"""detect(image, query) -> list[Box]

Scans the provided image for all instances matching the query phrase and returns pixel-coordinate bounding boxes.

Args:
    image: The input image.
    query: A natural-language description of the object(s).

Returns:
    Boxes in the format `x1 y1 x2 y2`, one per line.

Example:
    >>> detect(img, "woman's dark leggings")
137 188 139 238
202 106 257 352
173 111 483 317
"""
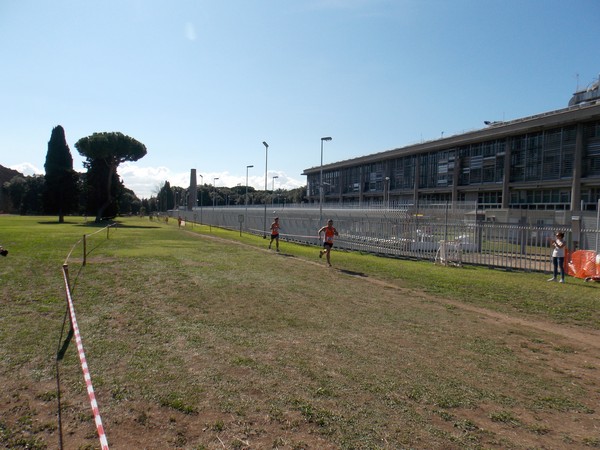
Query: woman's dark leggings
552 256 565 280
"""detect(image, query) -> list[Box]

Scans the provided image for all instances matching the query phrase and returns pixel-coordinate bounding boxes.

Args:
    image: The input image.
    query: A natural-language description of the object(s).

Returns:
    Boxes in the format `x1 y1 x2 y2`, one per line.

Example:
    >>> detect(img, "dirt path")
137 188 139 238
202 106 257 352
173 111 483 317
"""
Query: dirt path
351 274 600 350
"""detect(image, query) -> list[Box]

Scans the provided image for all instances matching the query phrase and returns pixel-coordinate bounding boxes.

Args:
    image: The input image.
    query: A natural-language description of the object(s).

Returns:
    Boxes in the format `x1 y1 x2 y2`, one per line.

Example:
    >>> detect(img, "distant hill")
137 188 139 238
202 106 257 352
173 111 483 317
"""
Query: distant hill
0 165 25 212
0 164 23 185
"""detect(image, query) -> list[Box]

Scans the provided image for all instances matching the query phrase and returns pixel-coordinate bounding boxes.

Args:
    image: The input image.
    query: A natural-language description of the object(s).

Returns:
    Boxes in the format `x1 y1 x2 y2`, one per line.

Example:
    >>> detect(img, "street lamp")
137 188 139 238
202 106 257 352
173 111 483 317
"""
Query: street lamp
262 141 269 238
245 164 253 229
320 136 332 223
272 175 279 207
213 177 219 211
198 174 203 224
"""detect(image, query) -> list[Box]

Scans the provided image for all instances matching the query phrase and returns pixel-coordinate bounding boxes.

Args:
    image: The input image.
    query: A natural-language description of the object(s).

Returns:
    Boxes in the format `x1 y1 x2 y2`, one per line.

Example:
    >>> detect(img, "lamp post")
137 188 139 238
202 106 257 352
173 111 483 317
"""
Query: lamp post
272 175 279 207
262 141 269 238
213 177 219 211
245 164 253 229
319 136 332 223
198 174 203 224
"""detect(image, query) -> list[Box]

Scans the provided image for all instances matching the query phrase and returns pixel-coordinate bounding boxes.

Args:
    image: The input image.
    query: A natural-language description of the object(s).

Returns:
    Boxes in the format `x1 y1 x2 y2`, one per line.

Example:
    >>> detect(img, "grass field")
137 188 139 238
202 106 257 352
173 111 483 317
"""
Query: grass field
0 215 599 449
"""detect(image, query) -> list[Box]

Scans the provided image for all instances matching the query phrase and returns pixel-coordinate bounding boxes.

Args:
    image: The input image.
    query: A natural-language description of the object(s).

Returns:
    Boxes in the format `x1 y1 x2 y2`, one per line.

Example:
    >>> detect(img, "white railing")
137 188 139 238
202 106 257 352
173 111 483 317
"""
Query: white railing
171 207 599 273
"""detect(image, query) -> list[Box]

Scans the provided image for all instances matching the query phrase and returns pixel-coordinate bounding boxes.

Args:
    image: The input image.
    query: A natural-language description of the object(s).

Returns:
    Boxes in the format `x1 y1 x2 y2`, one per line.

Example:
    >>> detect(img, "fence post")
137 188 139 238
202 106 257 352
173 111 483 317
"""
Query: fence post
82 235 87 267
596 198 600 253
444 200 449 242
62 263 70 289
572 216 581 251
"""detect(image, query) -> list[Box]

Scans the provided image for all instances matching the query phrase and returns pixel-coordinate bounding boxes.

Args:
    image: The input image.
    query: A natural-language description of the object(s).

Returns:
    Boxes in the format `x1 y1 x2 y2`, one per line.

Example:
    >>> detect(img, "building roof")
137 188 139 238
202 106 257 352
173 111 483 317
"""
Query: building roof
302 101 600 175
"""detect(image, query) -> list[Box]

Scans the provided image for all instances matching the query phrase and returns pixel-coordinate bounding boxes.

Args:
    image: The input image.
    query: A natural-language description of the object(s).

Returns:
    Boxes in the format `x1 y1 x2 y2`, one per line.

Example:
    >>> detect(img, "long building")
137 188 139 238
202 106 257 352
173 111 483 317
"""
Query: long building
303 80 600 214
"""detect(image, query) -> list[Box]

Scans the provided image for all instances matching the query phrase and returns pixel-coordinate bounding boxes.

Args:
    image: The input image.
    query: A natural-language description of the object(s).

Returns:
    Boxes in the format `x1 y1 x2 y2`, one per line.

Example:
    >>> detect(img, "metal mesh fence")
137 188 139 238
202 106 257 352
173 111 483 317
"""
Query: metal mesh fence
170 205 600 273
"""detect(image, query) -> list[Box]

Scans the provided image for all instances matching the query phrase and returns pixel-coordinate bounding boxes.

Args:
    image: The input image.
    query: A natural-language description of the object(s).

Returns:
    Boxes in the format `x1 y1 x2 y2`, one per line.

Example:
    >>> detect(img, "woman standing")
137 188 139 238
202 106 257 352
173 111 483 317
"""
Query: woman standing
548 232 566 283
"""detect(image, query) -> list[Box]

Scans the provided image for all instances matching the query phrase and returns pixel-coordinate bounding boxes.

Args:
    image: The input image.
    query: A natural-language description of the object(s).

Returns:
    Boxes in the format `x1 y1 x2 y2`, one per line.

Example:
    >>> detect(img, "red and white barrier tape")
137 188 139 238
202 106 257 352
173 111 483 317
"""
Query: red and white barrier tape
62 266 109 450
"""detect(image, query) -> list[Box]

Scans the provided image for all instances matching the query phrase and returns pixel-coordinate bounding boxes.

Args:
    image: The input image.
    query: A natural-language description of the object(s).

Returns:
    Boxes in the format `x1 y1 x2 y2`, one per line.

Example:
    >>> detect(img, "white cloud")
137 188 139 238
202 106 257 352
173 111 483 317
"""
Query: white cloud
7 161 306 199
10 162 43 176
118 163 305 199
117 163 176 198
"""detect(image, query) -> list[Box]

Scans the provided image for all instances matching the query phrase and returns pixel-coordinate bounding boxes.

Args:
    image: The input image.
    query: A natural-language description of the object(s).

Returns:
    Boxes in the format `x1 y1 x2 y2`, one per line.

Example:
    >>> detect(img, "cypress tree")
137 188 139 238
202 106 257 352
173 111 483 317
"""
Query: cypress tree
44 125 79 222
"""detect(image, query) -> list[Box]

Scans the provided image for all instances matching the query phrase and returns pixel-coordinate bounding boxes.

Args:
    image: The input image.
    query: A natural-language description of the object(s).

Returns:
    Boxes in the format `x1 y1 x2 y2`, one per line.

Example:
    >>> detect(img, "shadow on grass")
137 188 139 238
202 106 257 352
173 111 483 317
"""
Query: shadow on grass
75 221 162 230
575 280 600 289
105 223 162 229
37 219 117 227
276 252 296 259
37 220 161 230
338 269 368 277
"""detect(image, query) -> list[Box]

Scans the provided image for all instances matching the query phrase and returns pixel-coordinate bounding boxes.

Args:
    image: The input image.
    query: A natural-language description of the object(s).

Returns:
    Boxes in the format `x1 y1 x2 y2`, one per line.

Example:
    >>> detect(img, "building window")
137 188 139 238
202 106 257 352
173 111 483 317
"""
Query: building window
509 188 570 209
477 191 502 208
584 121 600 177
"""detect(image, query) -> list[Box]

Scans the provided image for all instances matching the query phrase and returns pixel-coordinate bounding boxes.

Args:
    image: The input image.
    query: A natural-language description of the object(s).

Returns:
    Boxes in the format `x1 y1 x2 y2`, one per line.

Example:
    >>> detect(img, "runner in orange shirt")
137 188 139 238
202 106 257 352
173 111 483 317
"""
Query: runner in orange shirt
269 217 280 252
318 219 339 267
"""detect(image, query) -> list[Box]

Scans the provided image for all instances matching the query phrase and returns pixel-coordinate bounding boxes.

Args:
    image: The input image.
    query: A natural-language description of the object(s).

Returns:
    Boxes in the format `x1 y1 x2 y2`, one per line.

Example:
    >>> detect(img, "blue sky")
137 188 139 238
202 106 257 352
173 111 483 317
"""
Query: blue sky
1 0 599 198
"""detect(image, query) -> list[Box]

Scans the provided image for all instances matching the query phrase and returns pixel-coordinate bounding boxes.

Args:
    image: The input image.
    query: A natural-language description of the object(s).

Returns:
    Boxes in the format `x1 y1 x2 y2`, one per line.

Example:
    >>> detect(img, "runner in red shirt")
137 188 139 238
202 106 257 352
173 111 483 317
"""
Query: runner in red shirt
269 217 280 252
318 219 339 267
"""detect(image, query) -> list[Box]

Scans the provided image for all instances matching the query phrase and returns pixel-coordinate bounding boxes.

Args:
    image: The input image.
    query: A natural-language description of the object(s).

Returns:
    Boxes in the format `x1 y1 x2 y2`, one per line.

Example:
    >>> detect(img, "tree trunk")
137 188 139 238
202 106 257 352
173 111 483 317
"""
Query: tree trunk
95 163 117 222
